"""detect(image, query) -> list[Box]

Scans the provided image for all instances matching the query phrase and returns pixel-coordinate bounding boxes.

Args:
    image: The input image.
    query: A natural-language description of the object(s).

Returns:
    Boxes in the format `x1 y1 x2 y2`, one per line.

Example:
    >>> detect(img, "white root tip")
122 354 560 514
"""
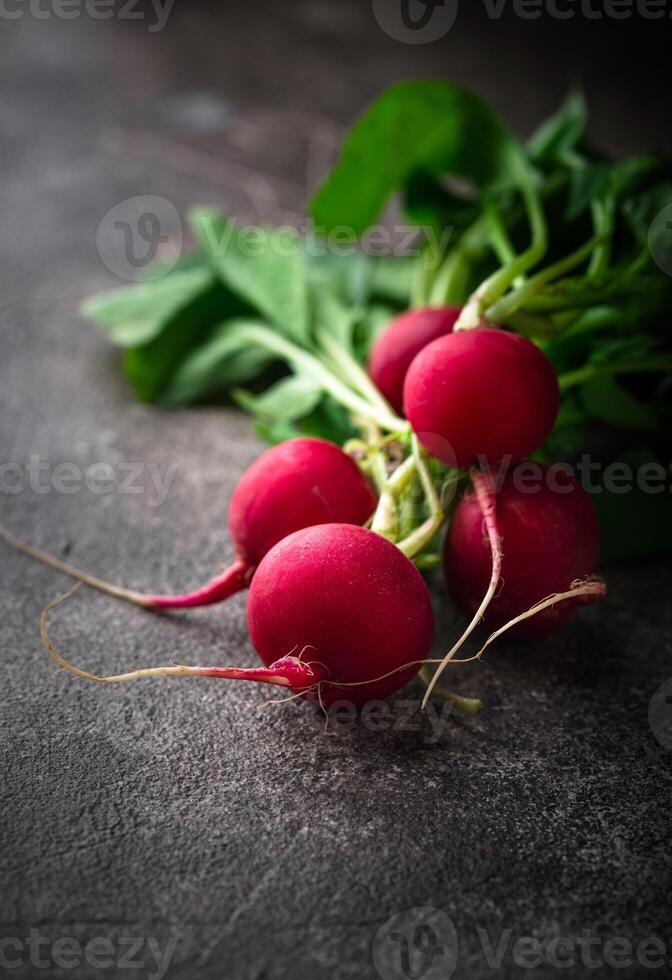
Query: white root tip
471 578 607 661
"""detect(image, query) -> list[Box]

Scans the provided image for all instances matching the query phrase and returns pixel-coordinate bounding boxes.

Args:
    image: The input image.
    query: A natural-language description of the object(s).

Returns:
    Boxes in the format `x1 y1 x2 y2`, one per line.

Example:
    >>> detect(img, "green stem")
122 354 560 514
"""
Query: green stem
487 234 605 323
412 553 442 571
397 518 444 560
412 241 445 307
316 328 396 421
427 169 569 318
455 171 548 329
412 435 442 518
561 149 615 281
396 438 445 559
241 325 409 434
485 176 548 299
505 310 557 339
523 280 653 314
369 451 390 493
485 201 517 267
588 198 614 278
389 455 417 494
424 213 492 309
370 455 416 540
561 305 626 338
418 666 482 716
558 358 672 391
370 454 398 539
397 469 422 541
429 247 473 306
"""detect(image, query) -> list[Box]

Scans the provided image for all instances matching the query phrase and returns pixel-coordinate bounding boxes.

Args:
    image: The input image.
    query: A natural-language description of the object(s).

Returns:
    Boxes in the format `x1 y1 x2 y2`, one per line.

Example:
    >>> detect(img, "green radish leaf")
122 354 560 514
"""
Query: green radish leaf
82 251 273 403
311 81 518 236
544 422 588 457
254 417 300 445
137 248 209 280
191 208 310 346
233 374 323 423
365 256 416 305
255 397 357 447
581 376 659 432
589 334 658 365
305 251 370 306
525 266 669 315
622 181 672 244
404 171 481 238
527 90 588 166
609 156 663 197
562 305 636 339
124 280 247 403
565 164 613 222
545 328 597 375
565 156 663 223
160 320 275 405
311 285 358 353
306 249 415 309
81 264 216 347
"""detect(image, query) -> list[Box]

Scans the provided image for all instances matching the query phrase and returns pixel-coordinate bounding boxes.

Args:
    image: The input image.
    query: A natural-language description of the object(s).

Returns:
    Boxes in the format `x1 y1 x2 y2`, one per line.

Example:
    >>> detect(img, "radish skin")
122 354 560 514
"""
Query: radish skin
404 327 560 701
444 464 602 639
403 328 560 469
368 306 461 414
248 524 435 705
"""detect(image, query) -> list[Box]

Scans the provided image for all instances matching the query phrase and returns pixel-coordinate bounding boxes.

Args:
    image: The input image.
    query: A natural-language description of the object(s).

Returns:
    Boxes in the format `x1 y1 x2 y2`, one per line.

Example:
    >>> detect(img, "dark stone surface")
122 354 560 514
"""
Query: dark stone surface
1 4 671 979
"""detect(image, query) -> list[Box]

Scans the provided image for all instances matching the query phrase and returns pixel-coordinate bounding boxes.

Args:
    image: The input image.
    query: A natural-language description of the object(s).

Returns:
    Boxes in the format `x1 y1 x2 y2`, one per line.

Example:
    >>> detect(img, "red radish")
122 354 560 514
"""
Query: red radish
0 438 377 610
247 523 434 704
410 329 558 709
444 464 602 639
403 328 560 469
368 306 461 414
41 524 435 708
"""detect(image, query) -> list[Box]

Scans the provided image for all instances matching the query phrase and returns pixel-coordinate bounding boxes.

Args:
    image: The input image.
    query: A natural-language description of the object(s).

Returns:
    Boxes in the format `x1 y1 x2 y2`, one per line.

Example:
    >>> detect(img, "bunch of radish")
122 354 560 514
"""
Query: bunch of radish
32 78 672 724
1 300 605 716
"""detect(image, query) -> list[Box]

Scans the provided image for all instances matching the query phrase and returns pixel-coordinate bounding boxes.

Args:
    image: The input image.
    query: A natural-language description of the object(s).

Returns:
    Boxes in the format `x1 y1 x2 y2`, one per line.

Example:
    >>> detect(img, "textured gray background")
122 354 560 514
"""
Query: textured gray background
1 3 671 979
